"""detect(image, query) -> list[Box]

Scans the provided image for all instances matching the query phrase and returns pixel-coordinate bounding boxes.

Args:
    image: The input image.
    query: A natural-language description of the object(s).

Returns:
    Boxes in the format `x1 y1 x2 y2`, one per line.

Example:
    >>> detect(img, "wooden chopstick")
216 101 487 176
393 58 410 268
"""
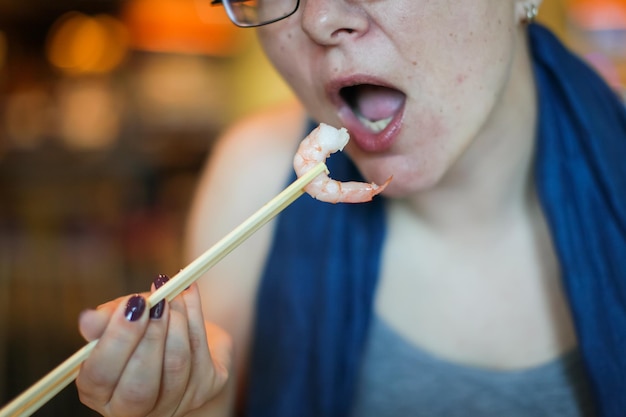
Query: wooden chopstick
0 161 328 417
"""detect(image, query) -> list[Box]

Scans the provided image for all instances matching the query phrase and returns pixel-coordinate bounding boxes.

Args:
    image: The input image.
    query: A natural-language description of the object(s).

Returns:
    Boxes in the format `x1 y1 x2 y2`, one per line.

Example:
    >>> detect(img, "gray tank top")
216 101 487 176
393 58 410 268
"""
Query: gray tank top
350 316 596 417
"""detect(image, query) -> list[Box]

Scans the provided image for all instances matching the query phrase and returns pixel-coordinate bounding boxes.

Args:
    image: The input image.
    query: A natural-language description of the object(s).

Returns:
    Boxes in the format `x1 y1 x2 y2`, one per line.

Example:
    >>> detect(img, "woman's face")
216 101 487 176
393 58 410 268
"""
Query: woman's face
257 0 532 195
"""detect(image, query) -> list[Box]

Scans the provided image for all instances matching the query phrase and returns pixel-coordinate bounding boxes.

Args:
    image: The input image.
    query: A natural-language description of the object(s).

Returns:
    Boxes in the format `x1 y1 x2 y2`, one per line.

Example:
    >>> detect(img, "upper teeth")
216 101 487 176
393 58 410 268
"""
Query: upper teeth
357 114 393 133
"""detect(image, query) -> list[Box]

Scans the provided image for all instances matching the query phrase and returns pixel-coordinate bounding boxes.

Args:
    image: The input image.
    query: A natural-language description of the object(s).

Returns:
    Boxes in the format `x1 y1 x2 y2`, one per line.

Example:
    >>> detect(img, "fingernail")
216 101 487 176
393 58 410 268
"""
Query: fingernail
154 274 169 289
125 295 146 321
150 274 169 319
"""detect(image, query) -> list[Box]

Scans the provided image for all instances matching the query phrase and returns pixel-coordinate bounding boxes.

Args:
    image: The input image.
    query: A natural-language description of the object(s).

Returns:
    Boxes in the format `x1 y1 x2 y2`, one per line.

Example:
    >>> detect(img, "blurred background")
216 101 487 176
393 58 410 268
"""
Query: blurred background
0 0 624 415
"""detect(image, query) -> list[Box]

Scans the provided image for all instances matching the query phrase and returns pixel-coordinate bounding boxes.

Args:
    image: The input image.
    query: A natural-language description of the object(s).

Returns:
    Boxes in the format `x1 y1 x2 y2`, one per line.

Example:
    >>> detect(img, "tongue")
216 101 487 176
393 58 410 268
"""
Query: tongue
354 85 405 121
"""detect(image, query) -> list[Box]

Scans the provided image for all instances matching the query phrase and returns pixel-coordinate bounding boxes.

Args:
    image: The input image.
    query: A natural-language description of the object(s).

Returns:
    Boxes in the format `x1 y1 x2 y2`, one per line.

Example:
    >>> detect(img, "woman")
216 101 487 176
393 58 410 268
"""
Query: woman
76 0 626 415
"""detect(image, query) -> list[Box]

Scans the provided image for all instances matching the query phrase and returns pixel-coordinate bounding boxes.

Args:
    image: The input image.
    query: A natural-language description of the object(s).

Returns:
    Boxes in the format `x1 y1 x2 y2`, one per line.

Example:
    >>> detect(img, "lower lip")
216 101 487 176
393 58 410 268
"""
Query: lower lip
338 105 404 153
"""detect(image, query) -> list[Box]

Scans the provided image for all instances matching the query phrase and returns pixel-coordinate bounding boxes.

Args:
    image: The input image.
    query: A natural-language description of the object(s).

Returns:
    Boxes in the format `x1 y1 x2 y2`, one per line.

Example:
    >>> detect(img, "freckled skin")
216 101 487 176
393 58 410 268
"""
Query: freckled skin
255 0 535 196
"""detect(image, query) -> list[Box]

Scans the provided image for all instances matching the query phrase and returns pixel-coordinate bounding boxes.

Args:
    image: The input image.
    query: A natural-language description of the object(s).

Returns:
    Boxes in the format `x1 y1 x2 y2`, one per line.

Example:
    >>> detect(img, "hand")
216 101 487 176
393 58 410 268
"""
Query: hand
75 278 232 417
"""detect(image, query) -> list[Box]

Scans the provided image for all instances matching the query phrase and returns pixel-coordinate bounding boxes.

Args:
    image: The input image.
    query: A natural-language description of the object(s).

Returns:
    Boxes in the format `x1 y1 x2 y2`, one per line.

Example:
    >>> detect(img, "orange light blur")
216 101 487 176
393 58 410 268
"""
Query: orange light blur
46 12 129 75
121 0 248 56
566 0 626 29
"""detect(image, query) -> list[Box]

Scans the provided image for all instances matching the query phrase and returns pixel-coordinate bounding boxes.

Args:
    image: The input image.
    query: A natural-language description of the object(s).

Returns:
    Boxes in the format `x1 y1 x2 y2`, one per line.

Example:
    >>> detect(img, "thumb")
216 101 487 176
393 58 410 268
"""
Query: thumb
77 297 123 341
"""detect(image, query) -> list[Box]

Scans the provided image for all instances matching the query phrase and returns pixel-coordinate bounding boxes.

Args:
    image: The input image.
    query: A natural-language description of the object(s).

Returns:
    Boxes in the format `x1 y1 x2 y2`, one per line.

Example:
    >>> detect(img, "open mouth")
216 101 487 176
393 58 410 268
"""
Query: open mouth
339 84 406 133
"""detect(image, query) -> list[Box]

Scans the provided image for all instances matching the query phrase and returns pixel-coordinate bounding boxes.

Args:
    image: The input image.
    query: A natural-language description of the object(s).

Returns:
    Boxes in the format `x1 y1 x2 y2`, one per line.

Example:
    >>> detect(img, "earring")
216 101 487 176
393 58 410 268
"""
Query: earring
521 3 538 24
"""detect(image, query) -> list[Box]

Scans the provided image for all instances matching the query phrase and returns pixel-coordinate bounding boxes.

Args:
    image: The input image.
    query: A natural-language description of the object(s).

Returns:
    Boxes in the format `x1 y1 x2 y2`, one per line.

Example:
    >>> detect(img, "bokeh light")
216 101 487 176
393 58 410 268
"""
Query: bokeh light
122 0 248 56
4 89 54 149
46 12 129 75
567 0 626 30
56 77 122 150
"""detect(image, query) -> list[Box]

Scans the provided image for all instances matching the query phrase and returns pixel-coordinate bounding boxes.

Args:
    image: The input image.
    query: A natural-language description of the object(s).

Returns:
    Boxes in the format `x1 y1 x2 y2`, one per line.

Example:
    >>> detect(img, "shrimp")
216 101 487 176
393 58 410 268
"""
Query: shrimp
293 123 391 203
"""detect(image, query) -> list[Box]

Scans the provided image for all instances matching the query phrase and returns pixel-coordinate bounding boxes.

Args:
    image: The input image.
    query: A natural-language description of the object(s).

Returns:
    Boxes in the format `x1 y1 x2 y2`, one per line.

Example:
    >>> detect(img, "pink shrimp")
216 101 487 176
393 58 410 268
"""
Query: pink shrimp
293 123 391 203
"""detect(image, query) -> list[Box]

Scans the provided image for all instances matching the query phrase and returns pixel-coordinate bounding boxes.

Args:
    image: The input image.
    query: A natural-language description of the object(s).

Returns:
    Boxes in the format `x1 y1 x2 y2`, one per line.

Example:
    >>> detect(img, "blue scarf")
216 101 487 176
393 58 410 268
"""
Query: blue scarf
531 24 626 417
245 24 626 417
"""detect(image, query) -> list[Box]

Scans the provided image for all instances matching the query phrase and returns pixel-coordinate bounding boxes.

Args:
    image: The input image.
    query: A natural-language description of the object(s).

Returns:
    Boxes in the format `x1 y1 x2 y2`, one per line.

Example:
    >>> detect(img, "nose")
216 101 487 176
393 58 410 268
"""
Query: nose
299 0 369 45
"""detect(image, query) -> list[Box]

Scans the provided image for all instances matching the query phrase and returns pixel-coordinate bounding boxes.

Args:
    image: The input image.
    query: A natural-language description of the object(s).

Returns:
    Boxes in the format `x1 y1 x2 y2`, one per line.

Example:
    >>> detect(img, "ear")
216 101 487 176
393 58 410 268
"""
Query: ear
515 0 543 24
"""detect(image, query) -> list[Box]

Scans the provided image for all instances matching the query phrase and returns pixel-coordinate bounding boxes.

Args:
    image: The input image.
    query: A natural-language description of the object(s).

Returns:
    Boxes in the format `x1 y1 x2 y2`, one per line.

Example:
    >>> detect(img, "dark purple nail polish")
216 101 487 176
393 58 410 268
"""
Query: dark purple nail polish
125 295 146 321
150 274 169 319
154 274 169 289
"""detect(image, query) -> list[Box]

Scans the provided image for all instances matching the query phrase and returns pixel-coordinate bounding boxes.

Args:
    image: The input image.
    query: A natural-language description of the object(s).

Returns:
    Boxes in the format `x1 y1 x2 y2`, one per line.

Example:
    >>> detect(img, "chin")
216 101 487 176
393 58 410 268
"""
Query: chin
354 161 440 200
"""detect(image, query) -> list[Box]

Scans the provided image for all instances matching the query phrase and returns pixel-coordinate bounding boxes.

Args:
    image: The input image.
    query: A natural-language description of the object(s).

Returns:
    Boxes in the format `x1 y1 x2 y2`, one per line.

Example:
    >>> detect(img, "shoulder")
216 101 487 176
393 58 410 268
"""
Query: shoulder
187 99 308 253
187 99 308 254
213 99 309 172
183 99 308 383
186 97 308 293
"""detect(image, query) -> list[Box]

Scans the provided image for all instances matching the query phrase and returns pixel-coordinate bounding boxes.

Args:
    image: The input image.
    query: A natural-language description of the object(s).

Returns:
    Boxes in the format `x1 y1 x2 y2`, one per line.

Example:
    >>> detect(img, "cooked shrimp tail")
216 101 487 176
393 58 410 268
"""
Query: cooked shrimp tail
293 123 392 204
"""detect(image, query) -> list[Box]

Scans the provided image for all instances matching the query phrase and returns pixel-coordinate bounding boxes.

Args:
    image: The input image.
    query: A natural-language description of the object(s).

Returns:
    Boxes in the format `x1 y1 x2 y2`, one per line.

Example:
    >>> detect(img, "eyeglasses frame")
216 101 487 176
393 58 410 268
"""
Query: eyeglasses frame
210 0 301 28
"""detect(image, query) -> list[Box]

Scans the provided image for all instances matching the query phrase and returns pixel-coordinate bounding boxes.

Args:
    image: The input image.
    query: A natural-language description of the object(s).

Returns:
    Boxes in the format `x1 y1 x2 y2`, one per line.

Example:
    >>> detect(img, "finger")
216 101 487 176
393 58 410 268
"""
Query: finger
78 296 127 342
76 294 150 412
149 288 193 416
184 284 212 369
108 302 170 417
78 309 110 342
96 297 126 312
149 274 169 320
181 284 231 412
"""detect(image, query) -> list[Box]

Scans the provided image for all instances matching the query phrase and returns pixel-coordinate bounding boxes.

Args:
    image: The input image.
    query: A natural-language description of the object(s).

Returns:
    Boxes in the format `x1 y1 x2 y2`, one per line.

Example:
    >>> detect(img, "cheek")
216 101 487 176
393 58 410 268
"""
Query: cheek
257 27 303 86
405 111 455 180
